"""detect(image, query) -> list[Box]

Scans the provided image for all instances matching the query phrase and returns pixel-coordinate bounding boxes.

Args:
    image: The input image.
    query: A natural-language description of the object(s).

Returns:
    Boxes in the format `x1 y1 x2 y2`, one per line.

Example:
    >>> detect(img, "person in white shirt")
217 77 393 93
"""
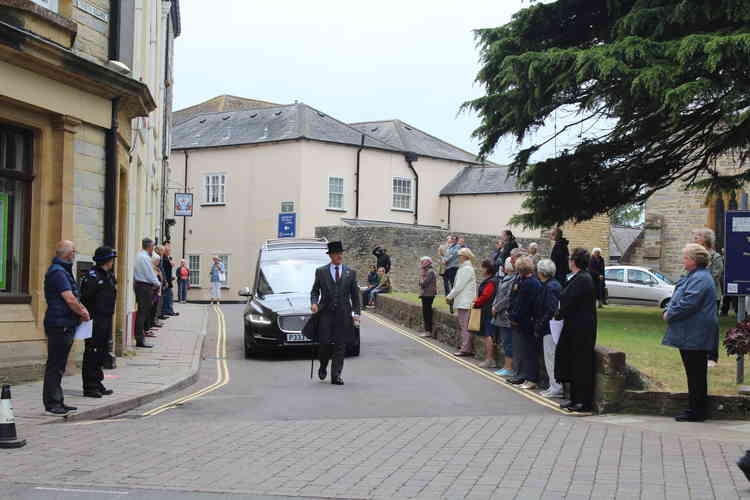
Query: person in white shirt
133 238 160 348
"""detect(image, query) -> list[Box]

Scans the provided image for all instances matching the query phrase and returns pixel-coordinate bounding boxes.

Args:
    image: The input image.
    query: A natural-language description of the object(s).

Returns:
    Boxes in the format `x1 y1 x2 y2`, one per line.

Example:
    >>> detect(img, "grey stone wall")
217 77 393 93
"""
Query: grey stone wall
315 225 551 293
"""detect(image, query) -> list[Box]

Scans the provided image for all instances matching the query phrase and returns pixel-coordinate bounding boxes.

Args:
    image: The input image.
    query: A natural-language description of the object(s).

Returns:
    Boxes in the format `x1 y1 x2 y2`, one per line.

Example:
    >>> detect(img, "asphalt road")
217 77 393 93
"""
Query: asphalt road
140 303 552 422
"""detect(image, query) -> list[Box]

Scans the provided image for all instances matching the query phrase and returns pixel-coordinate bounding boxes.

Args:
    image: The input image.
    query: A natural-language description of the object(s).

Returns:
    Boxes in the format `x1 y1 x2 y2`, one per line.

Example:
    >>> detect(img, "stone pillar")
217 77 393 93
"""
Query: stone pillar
52 115 81 241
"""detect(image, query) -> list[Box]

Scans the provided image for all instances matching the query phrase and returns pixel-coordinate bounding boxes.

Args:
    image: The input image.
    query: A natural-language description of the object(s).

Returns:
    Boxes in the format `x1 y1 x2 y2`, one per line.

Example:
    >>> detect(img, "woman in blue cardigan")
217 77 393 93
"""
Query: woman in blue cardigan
662 243 718 422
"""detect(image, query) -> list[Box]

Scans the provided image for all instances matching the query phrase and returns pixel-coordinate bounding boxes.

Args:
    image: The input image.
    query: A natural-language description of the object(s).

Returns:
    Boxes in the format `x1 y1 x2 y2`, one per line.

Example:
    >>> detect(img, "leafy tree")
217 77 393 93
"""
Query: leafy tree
463 0 750 228
611 204 644 226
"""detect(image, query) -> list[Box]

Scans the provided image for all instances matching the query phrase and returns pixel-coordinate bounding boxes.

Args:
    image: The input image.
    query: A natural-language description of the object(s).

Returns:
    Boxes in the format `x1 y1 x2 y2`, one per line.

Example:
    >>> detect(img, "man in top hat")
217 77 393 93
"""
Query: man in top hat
79 246 118 398
310 241 361 385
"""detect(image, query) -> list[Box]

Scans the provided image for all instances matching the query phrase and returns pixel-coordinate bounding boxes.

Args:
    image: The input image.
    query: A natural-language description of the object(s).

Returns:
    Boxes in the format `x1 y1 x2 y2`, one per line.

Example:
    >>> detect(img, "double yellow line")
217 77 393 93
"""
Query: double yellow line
141 305 230 417
364 312 575 415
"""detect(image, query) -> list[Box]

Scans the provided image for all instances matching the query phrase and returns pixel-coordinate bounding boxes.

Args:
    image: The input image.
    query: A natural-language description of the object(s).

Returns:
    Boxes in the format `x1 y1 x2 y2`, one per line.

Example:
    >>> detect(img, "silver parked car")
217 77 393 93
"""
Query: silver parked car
604 266 675 308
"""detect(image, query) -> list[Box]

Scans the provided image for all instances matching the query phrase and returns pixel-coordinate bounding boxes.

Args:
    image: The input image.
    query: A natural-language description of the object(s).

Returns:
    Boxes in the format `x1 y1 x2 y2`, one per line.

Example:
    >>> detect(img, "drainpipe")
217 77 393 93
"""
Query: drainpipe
103 97 120 247
404 152 419 225
355 134 364 218
447 196 451 229
182 150 189 259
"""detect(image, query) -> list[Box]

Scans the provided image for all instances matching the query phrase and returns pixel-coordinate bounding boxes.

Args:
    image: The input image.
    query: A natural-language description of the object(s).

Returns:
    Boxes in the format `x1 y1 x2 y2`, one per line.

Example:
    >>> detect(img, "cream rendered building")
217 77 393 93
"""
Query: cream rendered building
0 0 180 383
169 102 485 299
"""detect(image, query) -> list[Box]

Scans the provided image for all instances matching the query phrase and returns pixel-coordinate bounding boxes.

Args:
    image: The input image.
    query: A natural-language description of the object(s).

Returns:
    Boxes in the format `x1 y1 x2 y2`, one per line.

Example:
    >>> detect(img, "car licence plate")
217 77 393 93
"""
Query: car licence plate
286 333 307 343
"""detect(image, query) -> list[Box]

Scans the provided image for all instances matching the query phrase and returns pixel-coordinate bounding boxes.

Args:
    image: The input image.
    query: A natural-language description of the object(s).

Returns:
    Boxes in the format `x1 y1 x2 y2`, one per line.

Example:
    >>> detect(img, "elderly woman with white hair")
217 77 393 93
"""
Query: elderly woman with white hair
693 228 724 366
662 243 718 421
418 256 438 338
528 242 541 267
492 257 516 376
589 247 607 308
535 259 563 397
447 248 478 356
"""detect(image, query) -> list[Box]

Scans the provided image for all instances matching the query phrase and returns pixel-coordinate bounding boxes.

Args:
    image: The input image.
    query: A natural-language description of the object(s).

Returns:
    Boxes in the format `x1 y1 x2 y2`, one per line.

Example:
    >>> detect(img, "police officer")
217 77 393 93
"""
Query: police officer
79 246 117 398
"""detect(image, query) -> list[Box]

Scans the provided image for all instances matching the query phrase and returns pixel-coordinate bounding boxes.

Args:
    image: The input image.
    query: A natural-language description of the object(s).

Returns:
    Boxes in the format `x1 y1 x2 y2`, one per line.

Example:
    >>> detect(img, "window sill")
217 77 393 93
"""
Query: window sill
391 208 414 213
326 208 347 213
200 203 226 207
0 295 32 305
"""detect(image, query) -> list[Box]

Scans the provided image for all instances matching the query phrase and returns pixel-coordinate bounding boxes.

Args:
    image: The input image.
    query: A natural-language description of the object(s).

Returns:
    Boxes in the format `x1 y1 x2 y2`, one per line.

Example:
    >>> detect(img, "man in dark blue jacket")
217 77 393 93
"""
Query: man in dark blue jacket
507 256 543 388
42 240 90 416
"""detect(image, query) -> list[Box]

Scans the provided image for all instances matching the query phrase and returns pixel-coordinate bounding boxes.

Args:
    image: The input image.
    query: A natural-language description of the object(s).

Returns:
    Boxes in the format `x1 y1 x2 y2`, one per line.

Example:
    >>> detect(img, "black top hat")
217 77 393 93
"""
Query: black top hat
93 246 117 263
327 241 345 254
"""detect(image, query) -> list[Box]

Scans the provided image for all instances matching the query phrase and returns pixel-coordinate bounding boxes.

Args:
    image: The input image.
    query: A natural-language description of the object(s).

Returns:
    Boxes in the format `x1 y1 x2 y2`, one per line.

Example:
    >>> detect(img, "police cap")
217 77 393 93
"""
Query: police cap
93 246 117 263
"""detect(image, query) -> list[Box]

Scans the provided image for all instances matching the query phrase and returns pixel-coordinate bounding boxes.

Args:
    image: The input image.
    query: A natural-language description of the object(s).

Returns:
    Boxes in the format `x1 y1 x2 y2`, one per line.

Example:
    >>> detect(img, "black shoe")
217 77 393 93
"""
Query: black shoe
62 404 77 412
136 343 153 348
318 366 327 381
675 410 706 422
737 451 750 481
83 390 102 398
158 315 169 320
566 403 591 413
559 400 575 410
506 377 525 385
170 312 180 316
332 377 344 385
99 388 114 396
45 407 69 416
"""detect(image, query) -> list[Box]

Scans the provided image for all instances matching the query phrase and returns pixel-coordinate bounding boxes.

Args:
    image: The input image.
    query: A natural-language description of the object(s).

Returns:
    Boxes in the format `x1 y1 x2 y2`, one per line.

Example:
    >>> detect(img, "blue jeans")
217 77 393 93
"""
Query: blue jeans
162 286 175 314
178 279 188 302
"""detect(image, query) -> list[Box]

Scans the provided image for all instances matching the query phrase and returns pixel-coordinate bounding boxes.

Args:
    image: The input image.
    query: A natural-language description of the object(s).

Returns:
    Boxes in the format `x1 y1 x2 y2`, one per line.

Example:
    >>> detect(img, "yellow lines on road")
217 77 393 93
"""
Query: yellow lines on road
364 312 574 416
141 304 230 417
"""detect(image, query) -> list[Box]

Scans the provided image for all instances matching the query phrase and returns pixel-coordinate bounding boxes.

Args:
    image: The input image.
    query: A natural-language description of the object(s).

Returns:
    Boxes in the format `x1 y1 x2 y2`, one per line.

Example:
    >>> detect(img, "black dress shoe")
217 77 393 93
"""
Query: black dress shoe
331 377 344 385
83 390 102 398
45 407 69 416
136 343 153 348
62 404 77 412
566 403 591 413
675 410 706 422
158 315 169 320
559 401 575 410
170 312 180 316
99 388 114 396
737 451 750 481
506 377 525 385
318 366 327 381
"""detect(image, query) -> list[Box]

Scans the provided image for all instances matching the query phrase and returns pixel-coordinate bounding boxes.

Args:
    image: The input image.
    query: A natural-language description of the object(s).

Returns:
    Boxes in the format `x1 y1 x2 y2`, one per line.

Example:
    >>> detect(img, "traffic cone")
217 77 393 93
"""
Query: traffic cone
0 384 26 448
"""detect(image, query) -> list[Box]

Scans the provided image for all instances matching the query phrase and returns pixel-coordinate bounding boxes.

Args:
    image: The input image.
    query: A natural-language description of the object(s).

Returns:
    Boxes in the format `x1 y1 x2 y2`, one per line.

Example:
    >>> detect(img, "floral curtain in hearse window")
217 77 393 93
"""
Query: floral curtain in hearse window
0 125 32 298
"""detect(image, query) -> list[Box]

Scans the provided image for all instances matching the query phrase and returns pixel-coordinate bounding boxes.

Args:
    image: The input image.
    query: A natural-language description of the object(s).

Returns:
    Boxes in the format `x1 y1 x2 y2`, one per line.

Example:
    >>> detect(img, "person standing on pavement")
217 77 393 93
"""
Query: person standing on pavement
148 255 164 336
474 260 499 369
160 243 178 317
589 248 607 308
447 248 478 357
176 259 190 303
442 235 461 313
535 259 564 398
490 239 504 275
692 228 723 367
493 257 517 376
79 246 117 398
310 241 361 385
556 248 598 413
508 256 543 390
134 237 160 349
498 229 519 266
42 240 90 416
209 256 225 305
550 227 570 285
528 242 541 269
437 236 451 291
661 243 717 422
418 257 438 338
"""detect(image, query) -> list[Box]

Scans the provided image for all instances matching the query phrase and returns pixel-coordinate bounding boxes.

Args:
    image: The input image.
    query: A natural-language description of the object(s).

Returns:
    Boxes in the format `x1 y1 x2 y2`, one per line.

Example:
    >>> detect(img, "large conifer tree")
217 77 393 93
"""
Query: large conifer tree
464 0 750 228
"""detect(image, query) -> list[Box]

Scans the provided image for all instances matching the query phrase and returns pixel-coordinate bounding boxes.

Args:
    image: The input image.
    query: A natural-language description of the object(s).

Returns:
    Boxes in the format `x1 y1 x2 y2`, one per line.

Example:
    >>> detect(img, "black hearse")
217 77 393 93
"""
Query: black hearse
239 238 361 357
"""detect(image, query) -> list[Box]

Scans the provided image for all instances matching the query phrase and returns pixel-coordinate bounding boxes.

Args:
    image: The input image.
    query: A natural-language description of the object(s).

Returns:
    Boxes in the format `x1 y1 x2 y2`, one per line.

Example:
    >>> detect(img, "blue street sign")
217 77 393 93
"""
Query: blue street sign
724 210 750 296
278 213 296 238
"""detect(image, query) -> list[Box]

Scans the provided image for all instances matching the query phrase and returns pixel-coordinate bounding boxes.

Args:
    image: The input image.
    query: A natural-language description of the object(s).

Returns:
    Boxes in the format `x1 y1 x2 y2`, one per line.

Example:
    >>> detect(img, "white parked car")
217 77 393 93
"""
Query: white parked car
604 266 675 309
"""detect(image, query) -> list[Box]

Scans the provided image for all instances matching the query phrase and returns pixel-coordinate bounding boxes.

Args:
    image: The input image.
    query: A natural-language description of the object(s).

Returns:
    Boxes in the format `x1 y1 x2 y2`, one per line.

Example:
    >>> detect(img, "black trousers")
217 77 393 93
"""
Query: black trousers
520 333 541 383
680 349 708 417
134 283 153 344
42 326 75 410
443 267 458 295
421 296 435 332
318 308 350 378
82 314 112 392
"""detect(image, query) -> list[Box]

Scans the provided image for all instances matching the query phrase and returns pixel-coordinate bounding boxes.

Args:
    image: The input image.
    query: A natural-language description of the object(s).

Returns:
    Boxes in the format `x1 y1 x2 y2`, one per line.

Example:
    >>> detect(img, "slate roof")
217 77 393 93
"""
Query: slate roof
171 103 400 152
173 95 282 126
350 120 481 164
609 225 644 259
439 166 528 196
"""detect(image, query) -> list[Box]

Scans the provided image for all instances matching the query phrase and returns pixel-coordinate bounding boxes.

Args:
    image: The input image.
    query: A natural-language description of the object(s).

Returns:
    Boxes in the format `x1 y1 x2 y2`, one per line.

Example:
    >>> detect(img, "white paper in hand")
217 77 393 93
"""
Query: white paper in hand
549 319 564 344
74 320 93 340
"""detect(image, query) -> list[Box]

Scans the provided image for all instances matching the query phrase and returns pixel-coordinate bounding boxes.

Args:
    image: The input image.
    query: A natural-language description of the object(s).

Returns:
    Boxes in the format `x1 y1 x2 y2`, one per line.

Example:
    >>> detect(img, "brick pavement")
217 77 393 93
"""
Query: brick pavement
2 413 750 499
8 304 207 425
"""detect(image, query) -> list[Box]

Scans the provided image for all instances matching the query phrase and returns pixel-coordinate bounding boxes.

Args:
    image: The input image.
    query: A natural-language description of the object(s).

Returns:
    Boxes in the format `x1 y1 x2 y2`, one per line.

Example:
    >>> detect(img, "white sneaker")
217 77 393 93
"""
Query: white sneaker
707 360 717 368
477 360 496 369
541 390 564 398
520 381 537 390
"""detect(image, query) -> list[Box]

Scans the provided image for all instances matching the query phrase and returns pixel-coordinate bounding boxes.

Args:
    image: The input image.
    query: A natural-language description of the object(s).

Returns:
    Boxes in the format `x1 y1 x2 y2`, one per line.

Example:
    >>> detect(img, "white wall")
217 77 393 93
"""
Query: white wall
447 193 539 238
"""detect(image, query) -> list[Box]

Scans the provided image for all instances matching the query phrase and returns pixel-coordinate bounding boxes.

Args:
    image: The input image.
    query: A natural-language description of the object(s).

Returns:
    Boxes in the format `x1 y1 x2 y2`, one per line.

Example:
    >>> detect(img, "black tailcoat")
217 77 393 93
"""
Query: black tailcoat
306 264 360 344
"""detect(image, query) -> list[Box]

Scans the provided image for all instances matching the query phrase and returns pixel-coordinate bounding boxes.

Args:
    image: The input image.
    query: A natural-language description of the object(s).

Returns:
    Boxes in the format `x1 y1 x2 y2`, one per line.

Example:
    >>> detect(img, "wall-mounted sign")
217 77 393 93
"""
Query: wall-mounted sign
76 0 109 22
278 213 296 238
174 193 193 217
725 210 750 296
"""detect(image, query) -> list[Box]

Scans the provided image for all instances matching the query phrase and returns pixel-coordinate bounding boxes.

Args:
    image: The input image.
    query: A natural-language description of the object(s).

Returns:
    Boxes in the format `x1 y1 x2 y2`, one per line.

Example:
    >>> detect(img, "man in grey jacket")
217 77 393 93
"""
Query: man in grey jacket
442 235 460 312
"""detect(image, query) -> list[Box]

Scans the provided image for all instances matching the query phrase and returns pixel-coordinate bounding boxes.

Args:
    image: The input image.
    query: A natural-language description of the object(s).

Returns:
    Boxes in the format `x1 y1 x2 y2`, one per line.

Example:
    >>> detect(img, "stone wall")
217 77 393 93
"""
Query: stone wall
372 294 629 414
562 214 611 260
315 225 551 294
71 0 110 64
74 123 107 262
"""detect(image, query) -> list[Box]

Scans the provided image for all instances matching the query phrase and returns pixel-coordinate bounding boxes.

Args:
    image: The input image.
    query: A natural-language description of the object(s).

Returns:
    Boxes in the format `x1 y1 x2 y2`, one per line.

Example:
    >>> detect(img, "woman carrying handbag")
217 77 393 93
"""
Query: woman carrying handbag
446 248 478 357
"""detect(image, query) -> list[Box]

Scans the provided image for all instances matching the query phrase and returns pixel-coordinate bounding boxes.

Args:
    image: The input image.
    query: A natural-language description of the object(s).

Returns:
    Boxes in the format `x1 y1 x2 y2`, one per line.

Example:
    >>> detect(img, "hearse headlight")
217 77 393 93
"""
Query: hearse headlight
246 313 272 325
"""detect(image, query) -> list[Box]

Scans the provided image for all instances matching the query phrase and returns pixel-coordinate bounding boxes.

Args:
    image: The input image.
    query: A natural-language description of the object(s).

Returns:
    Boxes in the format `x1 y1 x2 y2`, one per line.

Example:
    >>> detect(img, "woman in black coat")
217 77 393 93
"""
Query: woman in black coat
589 248 607 308
555 247 597 413
498 230 519 266
550 228 570 284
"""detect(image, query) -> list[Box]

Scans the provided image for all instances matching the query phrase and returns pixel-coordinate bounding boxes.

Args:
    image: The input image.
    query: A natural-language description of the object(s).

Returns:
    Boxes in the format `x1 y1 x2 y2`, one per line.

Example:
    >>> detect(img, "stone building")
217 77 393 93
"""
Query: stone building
0 0 181 383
